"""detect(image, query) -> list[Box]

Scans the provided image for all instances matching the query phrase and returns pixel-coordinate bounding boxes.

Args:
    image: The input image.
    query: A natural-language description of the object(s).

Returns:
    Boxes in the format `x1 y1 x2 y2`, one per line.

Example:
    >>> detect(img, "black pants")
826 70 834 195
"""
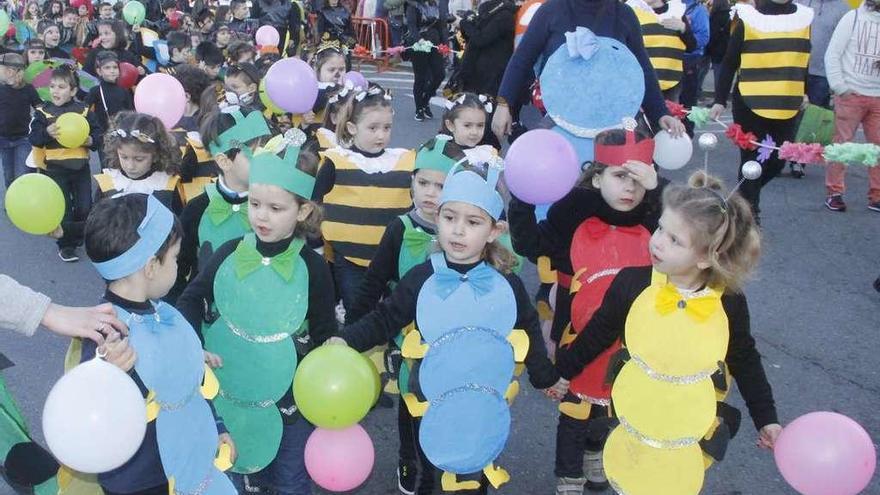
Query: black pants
43 166 92 248
731 91 798 217
411 50 445 112
554 403 611 478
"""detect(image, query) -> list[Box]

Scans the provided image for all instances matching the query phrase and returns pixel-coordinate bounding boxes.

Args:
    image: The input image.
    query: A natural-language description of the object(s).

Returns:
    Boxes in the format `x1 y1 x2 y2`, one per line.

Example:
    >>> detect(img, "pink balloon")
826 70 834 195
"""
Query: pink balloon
305 425 374 492
775 412 876 495
133 73 185 129
255 25 280 46
264 58 319 114
344 71 367 89
504 129 580 205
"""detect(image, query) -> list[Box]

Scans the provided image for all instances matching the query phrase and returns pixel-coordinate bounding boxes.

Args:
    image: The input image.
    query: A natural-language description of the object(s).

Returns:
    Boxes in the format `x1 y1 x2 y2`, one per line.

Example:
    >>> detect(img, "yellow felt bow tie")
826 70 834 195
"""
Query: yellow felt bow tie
654 284 721 322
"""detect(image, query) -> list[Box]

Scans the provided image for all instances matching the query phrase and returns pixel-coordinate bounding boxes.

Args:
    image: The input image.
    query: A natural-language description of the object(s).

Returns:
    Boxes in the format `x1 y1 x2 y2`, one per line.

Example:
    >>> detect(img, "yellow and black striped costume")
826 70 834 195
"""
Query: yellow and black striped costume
320 148 415 266
31 104 90 170
630 0 687 91
735 3 812 120
178 134 220 204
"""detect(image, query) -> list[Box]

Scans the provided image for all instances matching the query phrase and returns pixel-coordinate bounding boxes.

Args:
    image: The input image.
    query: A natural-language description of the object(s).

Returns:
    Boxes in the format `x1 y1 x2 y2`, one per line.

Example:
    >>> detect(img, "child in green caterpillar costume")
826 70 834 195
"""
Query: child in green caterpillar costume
177 129 336 494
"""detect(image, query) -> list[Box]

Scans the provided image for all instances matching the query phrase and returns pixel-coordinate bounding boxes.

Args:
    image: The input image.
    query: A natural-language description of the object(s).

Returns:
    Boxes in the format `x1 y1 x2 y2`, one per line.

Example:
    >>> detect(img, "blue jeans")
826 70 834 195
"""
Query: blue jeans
806 74 832 109
0 137 32 187
229 414 315 495
333 252 367 311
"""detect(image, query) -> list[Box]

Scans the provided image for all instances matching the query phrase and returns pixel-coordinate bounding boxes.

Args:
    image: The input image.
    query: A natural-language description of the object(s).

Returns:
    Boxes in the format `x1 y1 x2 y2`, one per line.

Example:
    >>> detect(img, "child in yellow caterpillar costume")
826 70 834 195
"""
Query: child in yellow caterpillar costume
555 172 782 495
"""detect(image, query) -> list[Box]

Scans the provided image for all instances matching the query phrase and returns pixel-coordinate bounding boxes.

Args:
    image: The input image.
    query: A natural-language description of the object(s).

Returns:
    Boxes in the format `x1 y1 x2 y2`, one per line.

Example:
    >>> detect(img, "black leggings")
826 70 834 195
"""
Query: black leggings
411 50 445 111
731 91 799 217
555 403 611 478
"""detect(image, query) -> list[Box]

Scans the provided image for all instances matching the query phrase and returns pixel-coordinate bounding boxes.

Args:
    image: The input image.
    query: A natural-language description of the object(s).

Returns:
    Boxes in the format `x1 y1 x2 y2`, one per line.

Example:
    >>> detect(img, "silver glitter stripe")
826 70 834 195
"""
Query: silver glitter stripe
586 268 621 285
618 416 699 449
155 385 200 411
609 477 628 495
575 393 611 406
224 317 293 344
174 471 213 495
218 389 276 409
549 112 622 138
630 353 715 385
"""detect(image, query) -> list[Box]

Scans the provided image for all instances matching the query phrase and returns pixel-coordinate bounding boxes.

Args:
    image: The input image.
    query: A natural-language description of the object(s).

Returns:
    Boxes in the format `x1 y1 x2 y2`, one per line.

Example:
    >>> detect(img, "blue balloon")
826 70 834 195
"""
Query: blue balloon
540 33 644 132
419 327 514 400
420 386 511 474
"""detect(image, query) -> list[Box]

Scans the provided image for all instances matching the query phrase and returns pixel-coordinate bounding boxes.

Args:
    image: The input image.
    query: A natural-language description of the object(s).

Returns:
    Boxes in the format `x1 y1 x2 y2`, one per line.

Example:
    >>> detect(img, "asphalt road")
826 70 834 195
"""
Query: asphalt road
1 65 878 494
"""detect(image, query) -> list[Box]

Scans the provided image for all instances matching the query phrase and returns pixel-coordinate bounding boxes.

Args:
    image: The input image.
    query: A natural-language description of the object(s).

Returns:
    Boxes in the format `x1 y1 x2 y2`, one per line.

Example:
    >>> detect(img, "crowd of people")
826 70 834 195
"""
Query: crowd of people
0 0 877 494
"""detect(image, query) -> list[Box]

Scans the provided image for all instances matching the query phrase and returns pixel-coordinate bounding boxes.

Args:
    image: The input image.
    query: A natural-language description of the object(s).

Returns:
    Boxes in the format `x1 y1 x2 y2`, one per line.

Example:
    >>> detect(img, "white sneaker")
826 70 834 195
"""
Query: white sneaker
556 476 586 495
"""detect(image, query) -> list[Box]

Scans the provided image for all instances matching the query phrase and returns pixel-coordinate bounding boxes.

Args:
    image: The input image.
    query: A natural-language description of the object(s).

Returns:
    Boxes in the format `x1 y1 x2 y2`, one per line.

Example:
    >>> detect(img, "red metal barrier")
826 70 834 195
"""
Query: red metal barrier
351 16 394 72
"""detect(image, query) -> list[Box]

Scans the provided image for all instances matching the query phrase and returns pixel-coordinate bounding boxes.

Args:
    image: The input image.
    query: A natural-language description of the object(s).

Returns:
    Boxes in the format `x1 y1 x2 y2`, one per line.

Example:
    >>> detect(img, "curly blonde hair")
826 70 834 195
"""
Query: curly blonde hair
103 112 181 175
661 171 761 292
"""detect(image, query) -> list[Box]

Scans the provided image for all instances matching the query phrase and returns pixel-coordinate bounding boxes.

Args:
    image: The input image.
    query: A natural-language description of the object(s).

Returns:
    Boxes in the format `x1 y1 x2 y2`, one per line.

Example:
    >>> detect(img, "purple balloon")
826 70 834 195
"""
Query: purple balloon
344 71 368 89
264 58 319 114
774 412 876 495
504 129 580 205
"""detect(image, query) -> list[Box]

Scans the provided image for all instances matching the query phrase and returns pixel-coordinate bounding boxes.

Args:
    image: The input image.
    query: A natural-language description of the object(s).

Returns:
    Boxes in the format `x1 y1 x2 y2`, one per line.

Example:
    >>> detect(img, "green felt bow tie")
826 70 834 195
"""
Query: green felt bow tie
402 227 435 260
234 237 304 281
206 197 249 226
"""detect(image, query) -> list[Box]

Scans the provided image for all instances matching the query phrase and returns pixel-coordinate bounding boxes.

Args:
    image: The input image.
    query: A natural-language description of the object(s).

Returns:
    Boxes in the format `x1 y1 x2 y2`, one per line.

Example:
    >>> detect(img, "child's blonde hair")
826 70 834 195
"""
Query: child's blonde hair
290 150 324 239
662 171 761 292
103 111 181 175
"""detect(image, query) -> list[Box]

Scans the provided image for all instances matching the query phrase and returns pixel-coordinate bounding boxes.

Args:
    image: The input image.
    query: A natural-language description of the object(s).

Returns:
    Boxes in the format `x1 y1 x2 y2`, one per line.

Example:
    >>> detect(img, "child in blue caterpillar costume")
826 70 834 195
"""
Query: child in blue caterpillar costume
81 194 236 495
332 161 568 494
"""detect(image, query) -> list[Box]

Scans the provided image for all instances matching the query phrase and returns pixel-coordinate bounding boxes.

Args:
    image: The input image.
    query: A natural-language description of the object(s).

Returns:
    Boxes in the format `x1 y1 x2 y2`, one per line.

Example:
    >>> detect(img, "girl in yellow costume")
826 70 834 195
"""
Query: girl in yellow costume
555 172 782 495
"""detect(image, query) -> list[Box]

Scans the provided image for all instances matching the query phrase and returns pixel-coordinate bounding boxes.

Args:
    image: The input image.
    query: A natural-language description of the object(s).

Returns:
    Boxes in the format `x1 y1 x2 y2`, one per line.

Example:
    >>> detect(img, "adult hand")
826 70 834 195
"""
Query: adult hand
623 160 658 190
491 104 513 142
100 331 137 372
660 17 686 32
757 423 783 449
708 103 726 121
658 115 685 137
41 302 128 344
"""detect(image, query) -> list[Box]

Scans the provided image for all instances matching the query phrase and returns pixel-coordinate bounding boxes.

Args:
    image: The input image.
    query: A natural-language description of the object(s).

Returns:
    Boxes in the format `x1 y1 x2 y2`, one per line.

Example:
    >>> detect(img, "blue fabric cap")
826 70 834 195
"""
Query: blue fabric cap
439 167 504 221
93 195 175 280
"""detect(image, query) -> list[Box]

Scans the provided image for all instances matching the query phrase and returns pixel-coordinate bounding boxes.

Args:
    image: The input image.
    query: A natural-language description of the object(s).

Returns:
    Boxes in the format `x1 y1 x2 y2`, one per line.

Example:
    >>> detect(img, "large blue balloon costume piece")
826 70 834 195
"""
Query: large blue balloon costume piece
540 27 645 163
398 166 530 491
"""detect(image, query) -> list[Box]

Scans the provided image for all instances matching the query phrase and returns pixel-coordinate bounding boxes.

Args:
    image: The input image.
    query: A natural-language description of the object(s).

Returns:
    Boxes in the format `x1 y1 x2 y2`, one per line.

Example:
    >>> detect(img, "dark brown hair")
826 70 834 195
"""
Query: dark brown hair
103 112 181 175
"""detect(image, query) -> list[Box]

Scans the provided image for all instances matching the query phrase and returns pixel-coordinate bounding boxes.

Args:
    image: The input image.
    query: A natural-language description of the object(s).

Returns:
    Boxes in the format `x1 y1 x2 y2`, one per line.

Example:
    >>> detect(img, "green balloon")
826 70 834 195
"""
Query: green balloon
5 174 65 235
0 11 9 36
292 346 376 429
122 1 146 25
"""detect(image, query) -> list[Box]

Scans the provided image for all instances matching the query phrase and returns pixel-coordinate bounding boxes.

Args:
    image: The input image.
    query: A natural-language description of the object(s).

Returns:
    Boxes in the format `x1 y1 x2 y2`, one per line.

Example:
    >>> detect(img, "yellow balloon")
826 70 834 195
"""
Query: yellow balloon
56 113 90 148
259 79 286 115
604 427 705 495
4 173 65 235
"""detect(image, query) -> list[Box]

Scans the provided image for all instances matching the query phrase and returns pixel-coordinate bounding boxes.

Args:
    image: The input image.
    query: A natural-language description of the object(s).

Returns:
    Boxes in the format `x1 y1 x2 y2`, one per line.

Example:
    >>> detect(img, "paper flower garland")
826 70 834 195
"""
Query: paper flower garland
665 100 879 167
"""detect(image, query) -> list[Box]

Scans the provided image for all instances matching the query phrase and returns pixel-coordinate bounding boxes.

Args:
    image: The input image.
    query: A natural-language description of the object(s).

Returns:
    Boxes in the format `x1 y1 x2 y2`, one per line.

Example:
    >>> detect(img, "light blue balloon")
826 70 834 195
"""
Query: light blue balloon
540 34 644 131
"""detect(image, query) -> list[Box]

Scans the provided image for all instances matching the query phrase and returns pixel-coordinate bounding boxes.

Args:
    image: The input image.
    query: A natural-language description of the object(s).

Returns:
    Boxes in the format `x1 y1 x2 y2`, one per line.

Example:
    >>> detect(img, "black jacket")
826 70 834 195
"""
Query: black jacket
458 0 517 96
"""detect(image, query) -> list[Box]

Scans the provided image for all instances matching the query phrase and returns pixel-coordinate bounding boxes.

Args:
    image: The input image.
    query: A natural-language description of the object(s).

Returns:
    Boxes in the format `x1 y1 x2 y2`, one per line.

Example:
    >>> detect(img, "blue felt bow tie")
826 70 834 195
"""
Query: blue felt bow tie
433 262 497 300
565 27 599 61
127 301 178 333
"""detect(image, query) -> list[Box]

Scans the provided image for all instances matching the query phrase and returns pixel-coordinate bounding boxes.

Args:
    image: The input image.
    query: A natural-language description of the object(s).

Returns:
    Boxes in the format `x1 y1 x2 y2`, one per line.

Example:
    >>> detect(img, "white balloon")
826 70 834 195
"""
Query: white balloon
741 160 763 180
43 358 147 474
653 131 694 170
